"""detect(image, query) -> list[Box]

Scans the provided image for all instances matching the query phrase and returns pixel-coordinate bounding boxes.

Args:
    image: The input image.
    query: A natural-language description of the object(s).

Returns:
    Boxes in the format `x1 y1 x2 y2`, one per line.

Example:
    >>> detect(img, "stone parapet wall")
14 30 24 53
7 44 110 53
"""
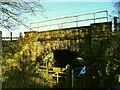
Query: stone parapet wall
25 26 90 41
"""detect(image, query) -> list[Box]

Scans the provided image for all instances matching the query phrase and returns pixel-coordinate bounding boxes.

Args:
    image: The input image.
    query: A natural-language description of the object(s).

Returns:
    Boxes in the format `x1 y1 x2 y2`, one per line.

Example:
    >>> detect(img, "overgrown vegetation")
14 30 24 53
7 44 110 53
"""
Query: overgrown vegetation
87 31 120 88
1 38 57 88
1 24 120 88
101 33 119 88
2 31 120 88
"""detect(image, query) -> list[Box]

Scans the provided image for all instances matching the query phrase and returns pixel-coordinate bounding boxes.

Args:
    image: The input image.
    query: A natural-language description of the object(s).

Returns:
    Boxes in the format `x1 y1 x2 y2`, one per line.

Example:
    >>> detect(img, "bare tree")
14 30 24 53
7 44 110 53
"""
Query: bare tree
114 1 120 20
0 1 44 30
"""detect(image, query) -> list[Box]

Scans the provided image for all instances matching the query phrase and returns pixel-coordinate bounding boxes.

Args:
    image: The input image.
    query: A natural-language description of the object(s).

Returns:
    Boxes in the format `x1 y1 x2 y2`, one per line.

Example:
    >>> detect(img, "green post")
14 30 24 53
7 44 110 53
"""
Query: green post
72 69 74 88
57 72 59 83
46 66 48 78
65 64 71 88
117 74 120 83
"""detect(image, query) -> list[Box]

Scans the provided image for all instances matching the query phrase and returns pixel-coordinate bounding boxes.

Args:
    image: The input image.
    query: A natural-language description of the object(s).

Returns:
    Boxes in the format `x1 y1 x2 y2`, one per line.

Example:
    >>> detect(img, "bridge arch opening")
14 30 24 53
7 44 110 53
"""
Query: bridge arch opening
53 50 84 68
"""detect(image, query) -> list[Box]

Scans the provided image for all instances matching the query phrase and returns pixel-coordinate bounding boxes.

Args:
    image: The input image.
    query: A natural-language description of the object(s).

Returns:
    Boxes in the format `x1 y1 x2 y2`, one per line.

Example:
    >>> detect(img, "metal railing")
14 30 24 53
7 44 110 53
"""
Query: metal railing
2 37 19 41
30 10 108 31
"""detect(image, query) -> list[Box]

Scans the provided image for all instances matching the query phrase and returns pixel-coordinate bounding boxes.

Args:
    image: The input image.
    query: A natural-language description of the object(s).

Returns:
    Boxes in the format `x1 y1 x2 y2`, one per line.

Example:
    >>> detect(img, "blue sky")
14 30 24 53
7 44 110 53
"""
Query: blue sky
42 2 113 18
1 1 117 37
29 2 114 22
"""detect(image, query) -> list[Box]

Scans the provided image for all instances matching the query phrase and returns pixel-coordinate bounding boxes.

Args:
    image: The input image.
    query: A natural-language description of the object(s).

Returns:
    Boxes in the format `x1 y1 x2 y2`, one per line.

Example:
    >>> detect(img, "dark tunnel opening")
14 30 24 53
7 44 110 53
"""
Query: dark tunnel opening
53 50 81 68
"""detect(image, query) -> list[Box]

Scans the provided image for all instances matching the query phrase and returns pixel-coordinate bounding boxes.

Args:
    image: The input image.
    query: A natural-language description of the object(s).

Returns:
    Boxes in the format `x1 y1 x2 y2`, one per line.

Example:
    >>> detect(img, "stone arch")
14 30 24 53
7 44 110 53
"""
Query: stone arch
42 47 84 68
41 39 80 59
36 38 83 67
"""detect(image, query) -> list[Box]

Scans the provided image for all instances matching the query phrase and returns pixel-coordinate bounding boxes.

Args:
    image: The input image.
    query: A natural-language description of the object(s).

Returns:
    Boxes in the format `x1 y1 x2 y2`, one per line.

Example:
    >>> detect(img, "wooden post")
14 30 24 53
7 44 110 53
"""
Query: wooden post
114 17 119 31
46 66 48 78
10 32 12 41
57 72 59 83
65 64 71 88
72 69 74 88
19 32 22 39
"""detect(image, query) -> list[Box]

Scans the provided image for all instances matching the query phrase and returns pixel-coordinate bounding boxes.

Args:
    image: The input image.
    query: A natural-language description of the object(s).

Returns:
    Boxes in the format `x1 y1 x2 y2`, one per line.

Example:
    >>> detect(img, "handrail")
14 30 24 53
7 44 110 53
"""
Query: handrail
2 37 19 41
30 10 108 31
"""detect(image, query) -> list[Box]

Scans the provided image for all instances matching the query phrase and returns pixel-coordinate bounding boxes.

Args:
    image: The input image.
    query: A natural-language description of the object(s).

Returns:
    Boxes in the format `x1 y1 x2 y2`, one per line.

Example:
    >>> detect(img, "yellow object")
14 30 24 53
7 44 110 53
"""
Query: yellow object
118 75 120 82
53 67 61 72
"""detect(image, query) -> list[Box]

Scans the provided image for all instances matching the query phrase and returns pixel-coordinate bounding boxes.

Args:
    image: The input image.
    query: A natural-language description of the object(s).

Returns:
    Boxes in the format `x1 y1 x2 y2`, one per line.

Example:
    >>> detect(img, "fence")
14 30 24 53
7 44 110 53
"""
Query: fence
30 10 108 31
2 32 22 41
36 64 71 88
2 37 19 41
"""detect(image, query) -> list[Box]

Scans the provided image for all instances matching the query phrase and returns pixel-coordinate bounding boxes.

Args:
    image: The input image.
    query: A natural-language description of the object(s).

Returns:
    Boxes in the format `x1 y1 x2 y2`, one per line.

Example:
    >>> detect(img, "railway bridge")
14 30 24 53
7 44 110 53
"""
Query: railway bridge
23 20 112 88
2 10 118 88
24 10 111 67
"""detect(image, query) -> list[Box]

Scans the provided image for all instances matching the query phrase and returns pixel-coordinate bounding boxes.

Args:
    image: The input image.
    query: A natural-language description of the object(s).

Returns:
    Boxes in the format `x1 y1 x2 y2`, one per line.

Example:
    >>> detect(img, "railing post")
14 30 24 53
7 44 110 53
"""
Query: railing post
19 32 23 39
93 13 95 23
106 10 108 22
10 32 12 41
76 16 78 27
